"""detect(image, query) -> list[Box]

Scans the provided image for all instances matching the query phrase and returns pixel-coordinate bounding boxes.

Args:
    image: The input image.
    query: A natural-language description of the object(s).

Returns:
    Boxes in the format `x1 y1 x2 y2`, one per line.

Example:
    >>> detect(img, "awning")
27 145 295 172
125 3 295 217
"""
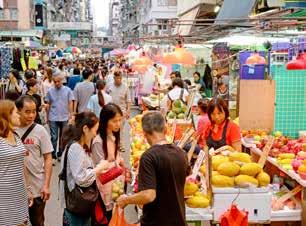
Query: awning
0 30 43 38
175 6 200 36
215 0 257 26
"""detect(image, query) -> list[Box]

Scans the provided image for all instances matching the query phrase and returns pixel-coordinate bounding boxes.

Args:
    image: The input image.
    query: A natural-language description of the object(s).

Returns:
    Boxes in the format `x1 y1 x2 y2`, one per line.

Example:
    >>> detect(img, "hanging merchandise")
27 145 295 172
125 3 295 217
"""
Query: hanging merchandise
0 47 13 78
286 53 306 70
20 58 27 71
28 57 38 70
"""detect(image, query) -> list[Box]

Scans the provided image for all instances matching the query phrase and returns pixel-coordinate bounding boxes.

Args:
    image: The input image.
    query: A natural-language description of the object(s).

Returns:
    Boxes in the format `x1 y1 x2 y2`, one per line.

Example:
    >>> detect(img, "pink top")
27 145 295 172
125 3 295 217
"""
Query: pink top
197 114 210 148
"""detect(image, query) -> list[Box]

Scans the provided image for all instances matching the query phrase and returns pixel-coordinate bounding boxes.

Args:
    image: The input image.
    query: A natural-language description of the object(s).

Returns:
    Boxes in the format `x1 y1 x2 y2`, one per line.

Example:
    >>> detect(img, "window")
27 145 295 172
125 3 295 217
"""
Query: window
10 9 18 20
0 9 4 20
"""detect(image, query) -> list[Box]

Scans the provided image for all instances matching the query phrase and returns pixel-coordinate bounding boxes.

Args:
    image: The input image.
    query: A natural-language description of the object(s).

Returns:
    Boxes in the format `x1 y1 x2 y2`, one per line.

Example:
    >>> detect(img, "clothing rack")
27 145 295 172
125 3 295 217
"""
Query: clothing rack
0 79 8 99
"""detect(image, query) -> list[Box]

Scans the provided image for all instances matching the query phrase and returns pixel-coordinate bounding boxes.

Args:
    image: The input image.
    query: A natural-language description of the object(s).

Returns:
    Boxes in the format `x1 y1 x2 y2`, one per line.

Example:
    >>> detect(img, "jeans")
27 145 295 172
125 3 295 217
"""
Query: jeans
49 121 67 159
29 197 46 226
63 209 91 226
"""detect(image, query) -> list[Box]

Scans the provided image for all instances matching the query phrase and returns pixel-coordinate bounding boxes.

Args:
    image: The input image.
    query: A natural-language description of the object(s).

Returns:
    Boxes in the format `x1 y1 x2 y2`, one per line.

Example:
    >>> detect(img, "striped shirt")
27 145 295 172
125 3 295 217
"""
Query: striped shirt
0 135 30 226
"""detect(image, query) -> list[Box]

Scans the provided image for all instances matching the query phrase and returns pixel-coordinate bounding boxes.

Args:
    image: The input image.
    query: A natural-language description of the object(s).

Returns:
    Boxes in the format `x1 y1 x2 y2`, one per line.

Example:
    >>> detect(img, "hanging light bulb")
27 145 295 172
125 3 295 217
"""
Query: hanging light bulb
214 5 221 13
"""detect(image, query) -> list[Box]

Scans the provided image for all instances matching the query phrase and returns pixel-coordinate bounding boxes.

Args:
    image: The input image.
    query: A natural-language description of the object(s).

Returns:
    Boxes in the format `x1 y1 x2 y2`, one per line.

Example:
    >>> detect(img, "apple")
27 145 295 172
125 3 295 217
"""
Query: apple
274 131 283 138
254 135 261 142
292 159 302 172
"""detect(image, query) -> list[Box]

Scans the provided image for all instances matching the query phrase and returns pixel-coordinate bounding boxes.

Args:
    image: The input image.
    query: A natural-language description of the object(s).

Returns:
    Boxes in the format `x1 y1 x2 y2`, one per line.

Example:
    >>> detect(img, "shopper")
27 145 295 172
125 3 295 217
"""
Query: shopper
5 69 24 100
117 111 189 226
45 71 75 160
42 67 54 98
92 103 124 223
87 80 113 117
196 98 210 148
193 71 206 97
15 95 53 226
59 64 69 85
203 97 241 151
74 68 96 113
0 100 33 226
161 77 189 113
67 68 82 91
26 78 42 124
60 112 111 226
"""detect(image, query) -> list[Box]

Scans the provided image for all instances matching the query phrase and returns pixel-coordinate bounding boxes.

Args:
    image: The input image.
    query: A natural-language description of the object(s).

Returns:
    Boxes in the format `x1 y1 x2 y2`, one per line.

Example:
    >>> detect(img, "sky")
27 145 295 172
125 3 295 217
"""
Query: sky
92 0 110 28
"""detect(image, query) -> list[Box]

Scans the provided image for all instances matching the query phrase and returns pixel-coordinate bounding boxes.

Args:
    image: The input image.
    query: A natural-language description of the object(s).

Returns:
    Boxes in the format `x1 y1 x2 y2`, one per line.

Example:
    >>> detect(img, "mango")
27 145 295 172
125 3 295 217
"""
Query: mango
212 175 234 187
256 172 270 187
184 182 199 196
240 163 262 177
278 153 295 159
235 175 258 187
229 152 251 163
217 162 240 177
186 196 210 208
212 155 229 171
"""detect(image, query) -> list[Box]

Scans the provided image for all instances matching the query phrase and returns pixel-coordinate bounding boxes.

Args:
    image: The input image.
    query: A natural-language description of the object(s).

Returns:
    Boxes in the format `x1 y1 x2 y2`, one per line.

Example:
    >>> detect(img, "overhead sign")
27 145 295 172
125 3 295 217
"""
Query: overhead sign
48 22 92 31
53 34 71 41
35 4 44 27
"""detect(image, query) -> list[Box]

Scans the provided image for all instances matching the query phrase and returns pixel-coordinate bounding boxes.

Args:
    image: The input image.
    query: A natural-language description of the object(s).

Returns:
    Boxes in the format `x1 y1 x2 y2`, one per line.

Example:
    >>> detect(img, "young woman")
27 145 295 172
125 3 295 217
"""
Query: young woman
26 78 42 124
193 71 206 98
5 69 24 100
42 67 54 98
60 112 111 226
87 80 113 117
203 98 242 151
92 103 124 224
0 100 33 226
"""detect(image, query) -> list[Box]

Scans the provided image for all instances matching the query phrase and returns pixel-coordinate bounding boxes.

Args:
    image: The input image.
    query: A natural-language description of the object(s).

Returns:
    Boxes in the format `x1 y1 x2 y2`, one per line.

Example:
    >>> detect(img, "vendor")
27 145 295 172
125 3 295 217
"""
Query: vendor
193 71 206 97
203 98 241 151
161 78 189 113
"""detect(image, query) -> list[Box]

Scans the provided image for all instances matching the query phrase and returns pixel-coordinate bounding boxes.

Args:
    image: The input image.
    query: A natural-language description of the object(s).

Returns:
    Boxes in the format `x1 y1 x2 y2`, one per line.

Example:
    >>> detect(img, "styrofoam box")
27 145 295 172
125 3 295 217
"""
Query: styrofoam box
213 187 272 223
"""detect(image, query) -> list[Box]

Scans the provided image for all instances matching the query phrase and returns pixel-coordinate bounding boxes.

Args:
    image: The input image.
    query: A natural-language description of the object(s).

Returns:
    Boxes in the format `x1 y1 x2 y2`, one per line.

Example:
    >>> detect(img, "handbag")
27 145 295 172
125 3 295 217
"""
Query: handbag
59 142 99 217
98 165 124 185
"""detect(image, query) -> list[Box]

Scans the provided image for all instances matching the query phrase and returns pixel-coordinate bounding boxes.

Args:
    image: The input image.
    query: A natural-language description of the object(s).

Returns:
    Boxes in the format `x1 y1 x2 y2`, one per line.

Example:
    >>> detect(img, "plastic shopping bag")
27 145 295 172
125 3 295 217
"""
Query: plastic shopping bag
109 207 139 226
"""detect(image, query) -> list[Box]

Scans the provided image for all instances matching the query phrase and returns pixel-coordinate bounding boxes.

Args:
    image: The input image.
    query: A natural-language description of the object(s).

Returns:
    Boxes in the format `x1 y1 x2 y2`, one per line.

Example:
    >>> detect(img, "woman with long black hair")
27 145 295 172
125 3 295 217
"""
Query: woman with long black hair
60 112 111 226
87 80 112 117
92 103 124 225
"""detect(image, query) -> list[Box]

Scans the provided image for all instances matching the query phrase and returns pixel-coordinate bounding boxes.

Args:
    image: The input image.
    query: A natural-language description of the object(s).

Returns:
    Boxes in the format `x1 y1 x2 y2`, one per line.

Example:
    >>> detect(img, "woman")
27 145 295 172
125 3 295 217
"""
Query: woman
26 78 43 124
5 69 24 100
193 71 206 98
203 98 242 151
196 98 210 148
87 80 113 117
60 111 111 226
0 100 32 226
92 103 124 224
42 67 54 98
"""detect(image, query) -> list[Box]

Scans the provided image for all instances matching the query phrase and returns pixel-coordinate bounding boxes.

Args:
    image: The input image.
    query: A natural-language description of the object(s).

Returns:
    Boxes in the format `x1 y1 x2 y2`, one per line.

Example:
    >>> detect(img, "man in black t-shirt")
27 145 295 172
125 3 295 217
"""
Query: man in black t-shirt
117 112 189 226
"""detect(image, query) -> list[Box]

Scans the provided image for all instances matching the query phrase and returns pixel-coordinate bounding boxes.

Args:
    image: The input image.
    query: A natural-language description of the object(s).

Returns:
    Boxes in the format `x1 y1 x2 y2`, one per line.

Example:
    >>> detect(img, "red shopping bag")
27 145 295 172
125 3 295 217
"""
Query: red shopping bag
220 204 248 226
109 207 139 226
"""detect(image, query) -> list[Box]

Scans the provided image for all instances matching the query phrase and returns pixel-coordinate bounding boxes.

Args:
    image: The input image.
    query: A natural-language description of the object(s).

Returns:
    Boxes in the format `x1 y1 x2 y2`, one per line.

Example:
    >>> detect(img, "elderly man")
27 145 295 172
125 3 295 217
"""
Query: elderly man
45 70 75 161
117 112 189 226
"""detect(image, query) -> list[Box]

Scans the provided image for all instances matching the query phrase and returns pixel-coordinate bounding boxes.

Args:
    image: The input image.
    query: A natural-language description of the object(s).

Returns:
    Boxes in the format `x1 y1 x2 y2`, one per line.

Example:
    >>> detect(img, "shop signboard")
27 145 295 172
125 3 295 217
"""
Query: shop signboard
48 22 92 31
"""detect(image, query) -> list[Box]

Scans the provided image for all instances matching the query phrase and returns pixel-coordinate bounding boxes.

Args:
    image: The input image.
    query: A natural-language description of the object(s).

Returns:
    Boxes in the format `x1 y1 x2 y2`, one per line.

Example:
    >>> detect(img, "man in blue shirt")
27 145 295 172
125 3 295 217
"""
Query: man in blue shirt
45 71 75 161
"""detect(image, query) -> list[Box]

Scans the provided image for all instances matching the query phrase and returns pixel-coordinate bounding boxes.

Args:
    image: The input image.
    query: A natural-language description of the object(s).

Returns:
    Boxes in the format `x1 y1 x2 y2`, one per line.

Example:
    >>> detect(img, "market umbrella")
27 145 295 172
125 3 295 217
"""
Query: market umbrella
162 48 196 65
64 47 82 54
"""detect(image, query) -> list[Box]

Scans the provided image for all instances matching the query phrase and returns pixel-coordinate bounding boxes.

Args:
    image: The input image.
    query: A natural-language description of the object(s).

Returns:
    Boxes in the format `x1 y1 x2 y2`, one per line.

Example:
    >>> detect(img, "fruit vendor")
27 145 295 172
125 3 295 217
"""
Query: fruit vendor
202 97 242 151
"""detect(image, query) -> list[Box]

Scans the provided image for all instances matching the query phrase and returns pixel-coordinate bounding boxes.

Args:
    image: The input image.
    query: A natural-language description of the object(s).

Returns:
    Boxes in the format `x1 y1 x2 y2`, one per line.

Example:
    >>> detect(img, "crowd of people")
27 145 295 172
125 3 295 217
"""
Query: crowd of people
0 57 241 226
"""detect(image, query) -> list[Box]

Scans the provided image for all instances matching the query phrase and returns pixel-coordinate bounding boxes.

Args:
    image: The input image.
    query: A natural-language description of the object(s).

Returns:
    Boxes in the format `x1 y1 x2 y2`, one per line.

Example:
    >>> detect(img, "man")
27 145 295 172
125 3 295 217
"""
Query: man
45 70 74 160
117 112 189 226
73 67 95 113
106 71 131 119
15 95 53 226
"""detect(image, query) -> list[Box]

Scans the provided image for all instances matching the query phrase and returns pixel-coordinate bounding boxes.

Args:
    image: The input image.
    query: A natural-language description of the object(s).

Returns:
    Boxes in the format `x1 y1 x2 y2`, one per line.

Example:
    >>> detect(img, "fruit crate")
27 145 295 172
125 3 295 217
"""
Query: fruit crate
167 119 193 141
213 187 272 223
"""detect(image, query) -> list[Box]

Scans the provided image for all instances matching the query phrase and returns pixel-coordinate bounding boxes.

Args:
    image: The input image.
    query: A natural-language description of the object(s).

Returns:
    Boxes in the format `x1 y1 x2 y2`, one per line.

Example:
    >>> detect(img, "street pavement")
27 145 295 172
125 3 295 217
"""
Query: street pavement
45 109 139 226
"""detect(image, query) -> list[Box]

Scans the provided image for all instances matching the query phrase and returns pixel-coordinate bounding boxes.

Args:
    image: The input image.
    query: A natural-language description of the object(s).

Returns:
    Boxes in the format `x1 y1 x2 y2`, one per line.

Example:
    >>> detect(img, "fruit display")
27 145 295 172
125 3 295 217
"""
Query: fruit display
211 152 271 188
167 99 188 119
184 177 210 209
111 180 125 201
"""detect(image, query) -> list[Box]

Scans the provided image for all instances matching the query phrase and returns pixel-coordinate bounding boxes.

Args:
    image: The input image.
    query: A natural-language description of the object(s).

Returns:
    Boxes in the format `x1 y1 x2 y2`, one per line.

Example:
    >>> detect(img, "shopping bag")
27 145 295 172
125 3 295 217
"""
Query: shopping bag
109 207 139 226
98 166 124 185
220 204 248 226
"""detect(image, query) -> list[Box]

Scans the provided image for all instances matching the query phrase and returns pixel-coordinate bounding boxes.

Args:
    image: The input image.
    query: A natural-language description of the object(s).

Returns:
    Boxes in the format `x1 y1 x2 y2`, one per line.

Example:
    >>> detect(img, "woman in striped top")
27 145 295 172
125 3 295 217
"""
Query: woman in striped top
0 100 33 226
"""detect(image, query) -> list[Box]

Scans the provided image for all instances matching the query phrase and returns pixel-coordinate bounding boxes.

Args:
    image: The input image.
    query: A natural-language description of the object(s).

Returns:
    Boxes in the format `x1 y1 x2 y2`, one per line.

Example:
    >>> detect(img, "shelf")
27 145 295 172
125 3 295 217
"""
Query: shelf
271 209 302 222
249 146 306 187
186 207 213 221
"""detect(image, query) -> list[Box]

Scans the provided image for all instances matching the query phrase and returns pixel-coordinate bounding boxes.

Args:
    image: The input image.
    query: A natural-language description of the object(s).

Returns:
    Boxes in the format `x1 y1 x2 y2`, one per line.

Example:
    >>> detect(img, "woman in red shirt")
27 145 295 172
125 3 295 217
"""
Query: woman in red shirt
203 98 242 151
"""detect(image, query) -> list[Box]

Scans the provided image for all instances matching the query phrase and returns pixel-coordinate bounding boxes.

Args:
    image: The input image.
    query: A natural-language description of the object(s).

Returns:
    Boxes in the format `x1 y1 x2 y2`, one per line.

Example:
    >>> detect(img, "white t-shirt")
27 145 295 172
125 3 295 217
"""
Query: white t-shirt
161 86 189 111
15 123 53 198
